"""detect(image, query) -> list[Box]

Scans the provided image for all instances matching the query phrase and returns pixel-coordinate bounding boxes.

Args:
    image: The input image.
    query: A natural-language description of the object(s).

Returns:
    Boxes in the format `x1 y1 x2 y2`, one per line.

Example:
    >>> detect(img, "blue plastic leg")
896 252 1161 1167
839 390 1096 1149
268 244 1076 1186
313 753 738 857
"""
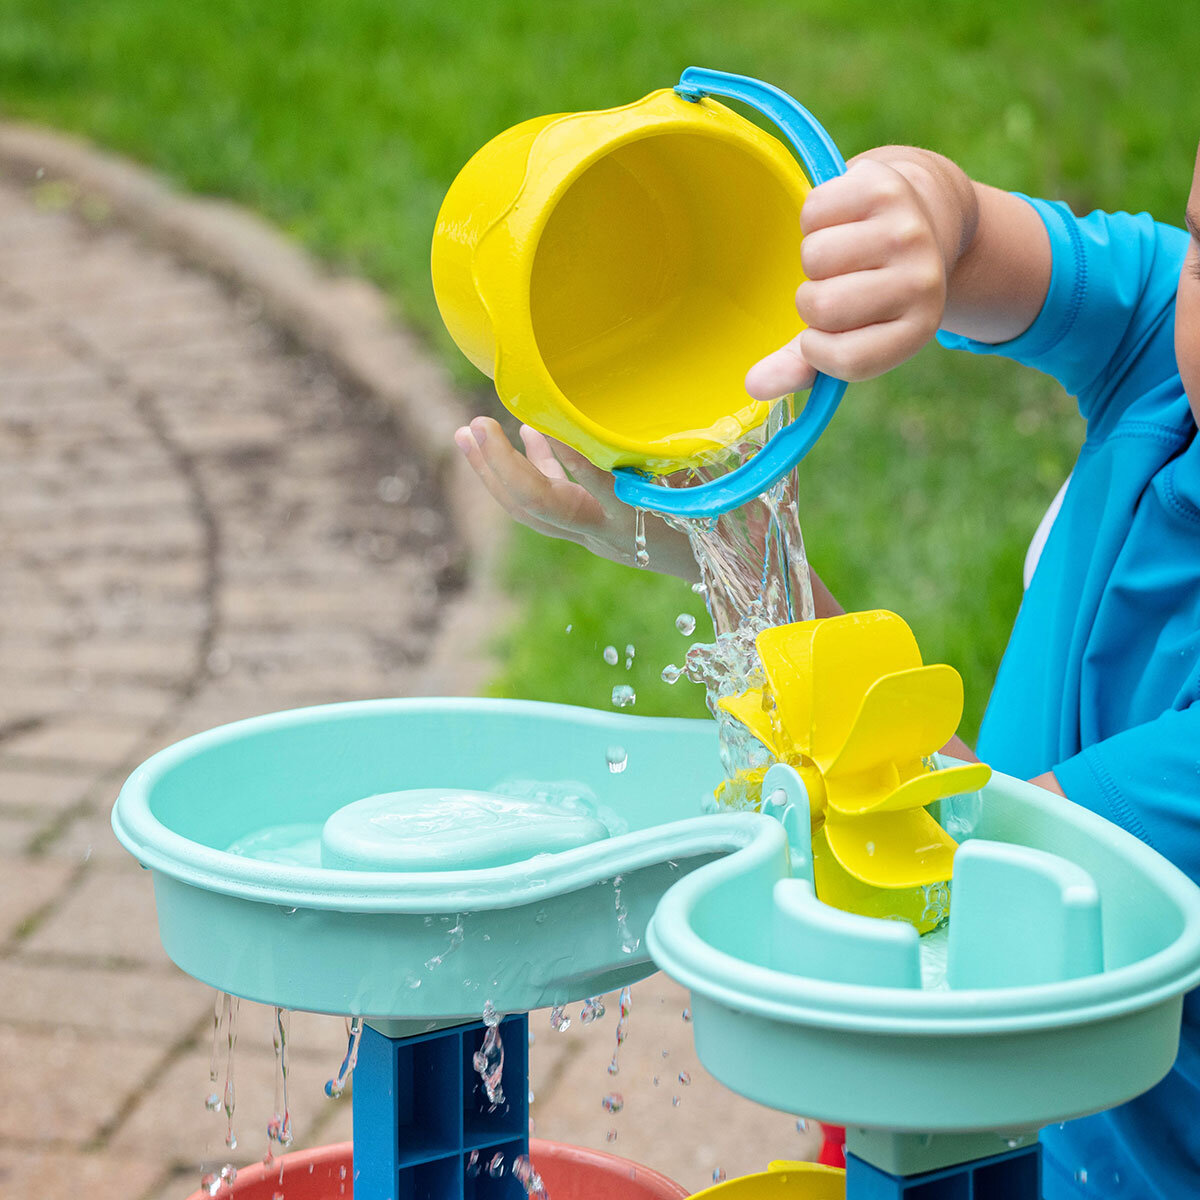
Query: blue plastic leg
352 1014 529 1200
845 1142 1042 1200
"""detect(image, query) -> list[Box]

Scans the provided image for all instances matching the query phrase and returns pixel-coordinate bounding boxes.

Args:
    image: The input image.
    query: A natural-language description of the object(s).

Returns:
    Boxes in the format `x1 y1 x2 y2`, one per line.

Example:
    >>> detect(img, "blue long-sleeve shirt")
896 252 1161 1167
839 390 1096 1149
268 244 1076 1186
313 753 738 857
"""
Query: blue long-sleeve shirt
939 196 1200 1199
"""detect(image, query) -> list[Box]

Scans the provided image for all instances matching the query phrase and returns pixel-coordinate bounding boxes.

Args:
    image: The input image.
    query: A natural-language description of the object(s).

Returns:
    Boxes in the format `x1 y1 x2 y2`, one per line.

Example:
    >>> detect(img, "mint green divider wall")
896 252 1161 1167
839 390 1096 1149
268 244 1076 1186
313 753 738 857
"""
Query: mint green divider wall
948 840 1103 989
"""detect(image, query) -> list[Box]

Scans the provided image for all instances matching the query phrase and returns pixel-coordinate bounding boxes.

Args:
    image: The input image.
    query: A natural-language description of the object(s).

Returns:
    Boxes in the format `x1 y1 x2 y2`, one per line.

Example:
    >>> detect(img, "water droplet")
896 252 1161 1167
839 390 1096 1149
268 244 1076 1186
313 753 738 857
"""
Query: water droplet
677 1071 691 1086
675 613 697 636
866 841 875 856
606 1129 619 1142
602 1093 624 1113
467 1151 481 1178
634 509 649 568
691 580 708 596
482 1000 500 1028
580 996 606 1024
681 1008 692 1023
606 745 628 774
603 645 619 665
653 1075 660 1086
713 1168 728 1183
611 684 636 708
625 644 636 670
205 1092 221 1112
796 1118 809 1133
565 623 573 633
488 1152 506 1178
672 1095 681 1107
661 663 683 684
549 1005 571 1032
1075 1167 1089 1185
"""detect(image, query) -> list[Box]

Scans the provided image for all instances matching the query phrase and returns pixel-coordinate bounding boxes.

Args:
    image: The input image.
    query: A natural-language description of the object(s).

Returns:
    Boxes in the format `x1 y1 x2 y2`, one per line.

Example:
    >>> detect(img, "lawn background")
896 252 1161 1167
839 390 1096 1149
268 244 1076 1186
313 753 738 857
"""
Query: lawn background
3 0 1195 738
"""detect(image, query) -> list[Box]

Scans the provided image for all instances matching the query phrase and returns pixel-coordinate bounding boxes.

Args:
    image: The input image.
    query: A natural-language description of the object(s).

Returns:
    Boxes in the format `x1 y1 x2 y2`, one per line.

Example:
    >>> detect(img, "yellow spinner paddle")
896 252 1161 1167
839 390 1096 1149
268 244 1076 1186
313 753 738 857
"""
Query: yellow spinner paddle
718 610 991 932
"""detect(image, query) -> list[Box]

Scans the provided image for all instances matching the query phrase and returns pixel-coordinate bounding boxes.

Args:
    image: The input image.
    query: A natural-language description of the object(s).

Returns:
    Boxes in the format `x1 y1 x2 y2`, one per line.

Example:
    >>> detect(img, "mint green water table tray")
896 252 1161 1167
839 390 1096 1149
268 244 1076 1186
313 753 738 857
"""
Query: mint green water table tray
112 697 773 1024
647 764 1200 1148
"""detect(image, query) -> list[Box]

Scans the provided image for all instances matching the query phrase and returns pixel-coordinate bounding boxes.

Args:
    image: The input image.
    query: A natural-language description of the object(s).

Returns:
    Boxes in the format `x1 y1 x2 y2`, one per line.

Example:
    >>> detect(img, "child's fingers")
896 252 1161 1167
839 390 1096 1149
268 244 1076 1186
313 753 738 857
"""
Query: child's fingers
795 268 920 335
543 438 620 499
745 337 817 401
801 159 908 234
799 318 929 382
801 221 892 281
454 423 563 539
471 417 607 532
518 425 568 481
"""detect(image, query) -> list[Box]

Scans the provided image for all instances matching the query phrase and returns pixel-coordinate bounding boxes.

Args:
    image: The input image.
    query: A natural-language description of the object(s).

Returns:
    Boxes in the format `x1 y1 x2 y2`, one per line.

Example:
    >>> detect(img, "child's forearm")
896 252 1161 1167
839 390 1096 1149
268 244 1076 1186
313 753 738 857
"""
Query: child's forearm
855 146 1052 345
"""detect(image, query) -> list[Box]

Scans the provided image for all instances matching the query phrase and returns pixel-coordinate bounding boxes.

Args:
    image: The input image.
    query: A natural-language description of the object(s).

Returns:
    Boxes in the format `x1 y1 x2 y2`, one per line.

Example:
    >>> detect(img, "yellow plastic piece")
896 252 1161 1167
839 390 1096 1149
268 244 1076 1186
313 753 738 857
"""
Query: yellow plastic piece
718 611 992 931
431 89 812 473
691 1160 845 1198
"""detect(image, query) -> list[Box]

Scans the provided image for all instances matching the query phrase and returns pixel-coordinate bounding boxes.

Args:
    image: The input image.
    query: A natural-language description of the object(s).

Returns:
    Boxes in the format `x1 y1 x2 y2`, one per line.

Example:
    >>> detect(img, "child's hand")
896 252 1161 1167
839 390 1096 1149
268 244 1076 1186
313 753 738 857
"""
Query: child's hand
746 153 967 400
453 418 698 579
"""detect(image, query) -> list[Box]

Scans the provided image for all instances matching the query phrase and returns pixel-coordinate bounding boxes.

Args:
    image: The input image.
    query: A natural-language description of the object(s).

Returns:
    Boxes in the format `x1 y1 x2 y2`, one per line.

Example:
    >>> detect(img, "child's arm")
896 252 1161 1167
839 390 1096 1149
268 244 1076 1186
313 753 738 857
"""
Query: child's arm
746 148 1052 399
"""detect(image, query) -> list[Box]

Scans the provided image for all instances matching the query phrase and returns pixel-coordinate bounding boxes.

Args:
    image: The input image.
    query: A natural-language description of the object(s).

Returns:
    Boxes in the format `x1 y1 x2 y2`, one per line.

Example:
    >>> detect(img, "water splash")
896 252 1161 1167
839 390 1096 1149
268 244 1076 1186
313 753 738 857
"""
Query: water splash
325 1017 363 1099
513 1153 550 1199
473 1001 506 1108
425 913 466 971
265 1007 293 1159
607 986 632 1076
222 996 240 1149
579 995 606 1024
612 875 640 955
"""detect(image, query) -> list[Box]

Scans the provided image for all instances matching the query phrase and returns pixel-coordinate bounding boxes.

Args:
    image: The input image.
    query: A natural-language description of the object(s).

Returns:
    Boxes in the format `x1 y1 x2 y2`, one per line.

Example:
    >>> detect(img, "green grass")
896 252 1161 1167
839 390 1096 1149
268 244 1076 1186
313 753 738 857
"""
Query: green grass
3 0 1195 736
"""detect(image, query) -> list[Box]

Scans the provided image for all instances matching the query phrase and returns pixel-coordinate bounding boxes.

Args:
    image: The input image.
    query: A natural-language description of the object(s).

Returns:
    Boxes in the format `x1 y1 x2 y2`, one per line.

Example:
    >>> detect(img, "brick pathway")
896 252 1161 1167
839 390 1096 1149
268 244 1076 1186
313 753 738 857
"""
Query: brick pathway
0 170 818 1199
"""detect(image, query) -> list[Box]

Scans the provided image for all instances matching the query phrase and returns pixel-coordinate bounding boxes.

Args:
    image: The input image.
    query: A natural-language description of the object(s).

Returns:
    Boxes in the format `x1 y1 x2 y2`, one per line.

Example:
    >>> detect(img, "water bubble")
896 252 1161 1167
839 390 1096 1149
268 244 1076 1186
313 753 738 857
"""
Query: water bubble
603 645 619 665
675 613 697 636
601 1093 624 1113
677 1071 691 1086
606 1129 619 1143
661 663 683 685
713 1168 728 1183
549 1005 572 1032
488 1152 506 1178
611 684 636 708
606 745 628 774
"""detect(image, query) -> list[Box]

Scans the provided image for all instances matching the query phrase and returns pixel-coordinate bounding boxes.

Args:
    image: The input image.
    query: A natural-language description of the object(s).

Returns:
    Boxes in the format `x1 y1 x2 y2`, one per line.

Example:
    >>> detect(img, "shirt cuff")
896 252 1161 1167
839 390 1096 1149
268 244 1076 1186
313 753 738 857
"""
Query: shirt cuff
935 194 1085 366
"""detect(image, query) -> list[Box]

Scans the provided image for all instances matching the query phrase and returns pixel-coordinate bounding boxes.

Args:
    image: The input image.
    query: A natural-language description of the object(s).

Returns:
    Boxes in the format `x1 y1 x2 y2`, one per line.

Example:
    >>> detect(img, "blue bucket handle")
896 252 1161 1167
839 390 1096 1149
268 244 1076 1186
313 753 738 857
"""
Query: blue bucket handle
612 67 848 519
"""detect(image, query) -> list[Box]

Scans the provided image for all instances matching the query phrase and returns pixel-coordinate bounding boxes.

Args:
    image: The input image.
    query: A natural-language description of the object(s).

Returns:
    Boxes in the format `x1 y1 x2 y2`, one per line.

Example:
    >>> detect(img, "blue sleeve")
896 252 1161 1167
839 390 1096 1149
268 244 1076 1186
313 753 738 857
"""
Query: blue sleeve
1054 704 1200 883
937 196 1187 435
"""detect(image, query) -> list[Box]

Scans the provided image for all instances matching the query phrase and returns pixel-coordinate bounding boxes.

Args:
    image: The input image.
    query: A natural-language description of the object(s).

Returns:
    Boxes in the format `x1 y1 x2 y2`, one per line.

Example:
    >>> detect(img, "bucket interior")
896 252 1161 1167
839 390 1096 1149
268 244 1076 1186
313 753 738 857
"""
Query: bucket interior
529 130 805 450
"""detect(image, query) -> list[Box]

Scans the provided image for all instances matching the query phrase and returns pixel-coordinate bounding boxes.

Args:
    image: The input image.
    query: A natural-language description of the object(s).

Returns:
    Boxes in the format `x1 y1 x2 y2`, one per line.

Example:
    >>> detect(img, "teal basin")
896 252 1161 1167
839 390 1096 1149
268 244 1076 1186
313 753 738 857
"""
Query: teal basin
112 698 768 1022
647 767 1200 1136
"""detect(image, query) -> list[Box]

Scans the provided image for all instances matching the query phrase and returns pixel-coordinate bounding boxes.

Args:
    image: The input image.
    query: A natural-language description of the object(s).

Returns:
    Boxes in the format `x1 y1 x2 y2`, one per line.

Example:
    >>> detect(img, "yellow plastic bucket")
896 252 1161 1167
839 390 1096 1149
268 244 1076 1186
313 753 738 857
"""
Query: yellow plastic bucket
693 1161 846 1198
432 77 816 475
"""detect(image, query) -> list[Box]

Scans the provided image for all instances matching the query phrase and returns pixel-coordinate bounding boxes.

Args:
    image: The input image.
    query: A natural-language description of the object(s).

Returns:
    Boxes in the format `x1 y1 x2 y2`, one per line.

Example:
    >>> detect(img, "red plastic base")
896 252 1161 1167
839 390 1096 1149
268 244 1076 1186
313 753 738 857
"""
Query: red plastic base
817 1123 846 1169
181 1140 690 1198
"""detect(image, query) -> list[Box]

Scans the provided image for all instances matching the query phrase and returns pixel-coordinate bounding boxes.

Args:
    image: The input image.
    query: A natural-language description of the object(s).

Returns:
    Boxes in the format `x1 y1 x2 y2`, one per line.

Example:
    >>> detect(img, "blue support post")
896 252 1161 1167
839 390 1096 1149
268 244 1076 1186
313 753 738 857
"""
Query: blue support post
352 1014 529 1200
845 1142 1041 1200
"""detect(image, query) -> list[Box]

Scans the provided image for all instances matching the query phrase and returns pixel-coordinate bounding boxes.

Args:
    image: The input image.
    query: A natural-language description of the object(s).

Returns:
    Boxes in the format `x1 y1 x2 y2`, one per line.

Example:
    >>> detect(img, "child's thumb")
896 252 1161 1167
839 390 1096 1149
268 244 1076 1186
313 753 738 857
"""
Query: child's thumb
744 337 817 401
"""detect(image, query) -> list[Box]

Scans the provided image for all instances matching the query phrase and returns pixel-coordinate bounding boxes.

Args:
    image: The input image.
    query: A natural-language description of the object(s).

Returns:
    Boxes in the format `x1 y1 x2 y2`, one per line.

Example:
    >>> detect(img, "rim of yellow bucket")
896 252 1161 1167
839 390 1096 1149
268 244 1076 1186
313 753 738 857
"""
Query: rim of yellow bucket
470 88 812 473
